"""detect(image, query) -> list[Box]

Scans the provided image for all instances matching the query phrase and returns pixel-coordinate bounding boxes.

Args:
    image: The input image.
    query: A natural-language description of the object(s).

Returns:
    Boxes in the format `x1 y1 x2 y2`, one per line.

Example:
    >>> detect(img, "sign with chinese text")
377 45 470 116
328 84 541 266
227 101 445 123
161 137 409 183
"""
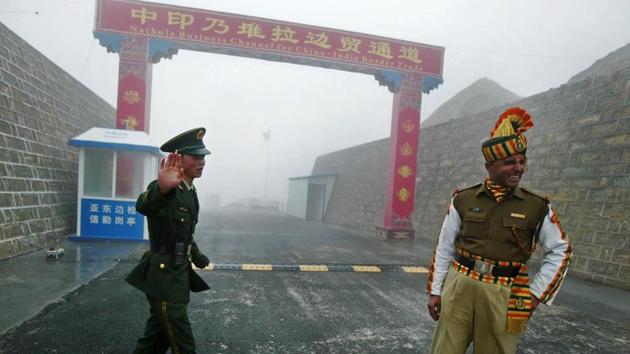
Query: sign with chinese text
80 198 144 239
95 0 444 76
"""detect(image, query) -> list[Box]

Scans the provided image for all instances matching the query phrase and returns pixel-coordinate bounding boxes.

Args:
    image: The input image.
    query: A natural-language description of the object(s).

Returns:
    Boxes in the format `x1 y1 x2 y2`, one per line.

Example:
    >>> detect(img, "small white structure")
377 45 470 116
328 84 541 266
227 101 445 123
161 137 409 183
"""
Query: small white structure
286 174 336 221
68 128 162 240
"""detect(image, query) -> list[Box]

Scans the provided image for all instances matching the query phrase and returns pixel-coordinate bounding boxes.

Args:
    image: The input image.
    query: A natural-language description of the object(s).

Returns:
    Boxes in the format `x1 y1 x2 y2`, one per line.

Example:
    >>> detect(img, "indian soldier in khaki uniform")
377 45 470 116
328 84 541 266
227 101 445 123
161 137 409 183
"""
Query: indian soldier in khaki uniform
426 107 573 354
127 127 211 354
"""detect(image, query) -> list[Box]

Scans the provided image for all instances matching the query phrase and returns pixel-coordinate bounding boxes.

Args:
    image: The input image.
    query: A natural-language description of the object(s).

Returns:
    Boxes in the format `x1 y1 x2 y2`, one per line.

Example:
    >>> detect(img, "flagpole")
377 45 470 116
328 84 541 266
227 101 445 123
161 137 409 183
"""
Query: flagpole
263 131 270 204
265 142 269 203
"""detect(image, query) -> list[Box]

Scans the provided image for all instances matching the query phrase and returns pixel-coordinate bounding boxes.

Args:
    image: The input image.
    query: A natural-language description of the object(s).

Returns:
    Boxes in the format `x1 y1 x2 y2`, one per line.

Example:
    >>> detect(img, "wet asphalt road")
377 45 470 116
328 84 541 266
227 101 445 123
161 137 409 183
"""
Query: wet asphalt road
0 210 629 353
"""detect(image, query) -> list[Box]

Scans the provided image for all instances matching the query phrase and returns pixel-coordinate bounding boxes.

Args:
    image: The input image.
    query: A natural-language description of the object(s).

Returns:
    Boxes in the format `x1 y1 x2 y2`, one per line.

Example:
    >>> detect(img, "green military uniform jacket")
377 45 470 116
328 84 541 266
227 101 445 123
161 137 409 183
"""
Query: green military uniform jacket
453 183 548 262
126 180 210 303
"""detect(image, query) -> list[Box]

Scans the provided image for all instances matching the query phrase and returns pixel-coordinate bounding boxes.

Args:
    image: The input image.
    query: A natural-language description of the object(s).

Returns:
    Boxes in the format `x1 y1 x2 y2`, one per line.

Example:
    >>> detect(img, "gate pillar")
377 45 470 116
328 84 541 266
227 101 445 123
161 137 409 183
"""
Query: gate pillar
115 35 152 133
377 72 423 240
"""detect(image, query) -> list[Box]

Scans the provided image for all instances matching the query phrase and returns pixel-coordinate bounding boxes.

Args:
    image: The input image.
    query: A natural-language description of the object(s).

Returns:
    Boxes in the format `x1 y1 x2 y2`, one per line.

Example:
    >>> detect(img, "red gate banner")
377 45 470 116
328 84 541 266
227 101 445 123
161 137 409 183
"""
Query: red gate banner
95 0 443 76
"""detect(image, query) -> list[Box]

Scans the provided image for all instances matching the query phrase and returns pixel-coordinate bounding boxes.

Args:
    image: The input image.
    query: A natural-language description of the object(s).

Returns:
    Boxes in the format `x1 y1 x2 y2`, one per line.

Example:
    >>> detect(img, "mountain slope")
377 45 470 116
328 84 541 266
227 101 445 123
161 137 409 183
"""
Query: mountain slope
423 78 520 128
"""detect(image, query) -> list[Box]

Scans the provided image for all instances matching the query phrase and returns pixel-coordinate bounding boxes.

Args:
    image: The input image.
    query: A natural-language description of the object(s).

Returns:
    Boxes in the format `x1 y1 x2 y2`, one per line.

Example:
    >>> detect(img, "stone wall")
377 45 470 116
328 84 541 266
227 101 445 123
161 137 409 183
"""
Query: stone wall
312 139 389 231
0 24 115 259
313 65 630 289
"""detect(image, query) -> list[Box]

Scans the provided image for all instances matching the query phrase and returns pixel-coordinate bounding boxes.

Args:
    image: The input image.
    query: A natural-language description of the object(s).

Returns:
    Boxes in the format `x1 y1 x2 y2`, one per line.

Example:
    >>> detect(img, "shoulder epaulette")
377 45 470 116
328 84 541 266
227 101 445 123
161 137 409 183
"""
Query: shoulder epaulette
520 187 550 202
452 183 481 198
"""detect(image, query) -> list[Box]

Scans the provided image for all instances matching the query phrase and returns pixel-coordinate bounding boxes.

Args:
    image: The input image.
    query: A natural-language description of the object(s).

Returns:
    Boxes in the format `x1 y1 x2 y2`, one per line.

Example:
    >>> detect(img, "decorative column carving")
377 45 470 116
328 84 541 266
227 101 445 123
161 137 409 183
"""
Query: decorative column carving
377 72 423 240
116 35 152 133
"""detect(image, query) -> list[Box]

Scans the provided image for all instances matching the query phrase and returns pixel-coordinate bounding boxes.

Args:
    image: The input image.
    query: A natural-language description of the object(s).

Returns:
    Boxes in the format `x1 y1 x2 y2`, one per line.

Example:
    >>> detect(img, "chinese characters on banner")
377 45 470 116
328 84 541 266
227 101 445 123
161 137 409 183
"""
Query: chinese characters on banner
95 0 443 75
80 198 144 239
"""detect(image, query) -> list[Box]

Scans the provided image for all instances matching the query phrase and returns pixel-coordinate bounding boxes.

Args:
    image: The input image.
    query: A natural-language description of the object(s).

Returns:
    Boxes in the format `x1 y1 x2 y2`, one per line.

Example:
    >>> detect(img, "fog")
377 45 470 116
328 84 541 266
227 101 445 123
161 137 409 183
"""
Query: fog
1 0 629 206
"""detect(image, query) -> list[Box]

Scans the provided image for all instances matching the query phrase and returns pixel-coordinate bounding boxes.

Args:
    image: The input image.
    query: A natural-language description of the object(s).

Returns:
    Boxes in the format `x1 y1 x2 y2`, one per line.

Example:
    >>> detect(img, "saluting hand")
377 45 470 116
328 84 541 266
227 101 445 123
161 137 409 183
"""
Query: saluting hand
158 151 183 195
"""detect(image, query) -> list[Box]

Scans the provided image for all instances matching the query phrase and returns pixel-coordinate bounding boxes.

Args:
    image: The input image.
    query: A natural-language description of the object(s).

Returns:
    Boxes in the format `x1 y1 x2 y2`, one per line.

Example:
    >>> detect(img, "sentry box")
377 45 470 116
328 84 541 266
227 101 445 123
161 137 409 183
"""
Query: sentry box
69 128 162 241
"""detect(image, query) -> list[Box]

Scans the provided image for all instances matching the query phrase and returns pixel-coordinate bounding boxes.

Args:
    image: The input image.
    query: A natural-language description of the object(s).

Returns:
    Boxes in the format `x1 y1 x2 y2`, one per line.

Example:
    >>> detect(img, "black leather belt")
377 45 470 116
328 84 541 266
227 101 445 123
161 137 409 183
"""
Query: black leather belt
150 242 191 256
150 242 169 254
456 255 520 277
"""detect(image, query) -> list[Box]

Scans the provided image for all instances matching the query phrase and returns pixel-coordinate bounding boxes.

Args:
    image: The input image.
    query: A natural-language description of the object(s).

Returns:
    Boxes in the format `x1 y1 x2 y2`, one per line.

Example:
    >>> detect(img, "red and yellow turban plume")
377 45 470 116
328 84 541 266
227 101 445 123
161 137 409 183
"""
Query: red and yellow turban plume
482 107 534 162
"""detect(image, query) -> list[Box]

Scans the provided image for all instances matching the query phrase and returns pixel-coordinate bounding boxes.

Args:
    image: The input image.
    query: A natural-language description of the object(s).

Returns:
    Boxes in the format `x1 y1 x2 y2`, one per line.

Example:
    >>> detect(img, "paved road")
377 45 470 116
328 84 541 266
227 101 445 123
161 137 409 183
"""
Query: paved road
193 209 432 264
1 210 628 353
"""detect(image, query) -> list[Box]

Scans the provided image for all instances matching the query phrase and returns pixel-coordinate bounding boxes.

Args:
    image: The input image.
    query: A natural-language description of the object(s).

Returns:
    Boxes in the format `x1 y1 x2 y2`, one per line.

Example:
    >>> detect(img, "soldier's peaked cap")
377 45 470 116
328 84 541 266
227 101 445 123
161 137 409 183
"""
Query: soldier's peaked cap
160 127 211 155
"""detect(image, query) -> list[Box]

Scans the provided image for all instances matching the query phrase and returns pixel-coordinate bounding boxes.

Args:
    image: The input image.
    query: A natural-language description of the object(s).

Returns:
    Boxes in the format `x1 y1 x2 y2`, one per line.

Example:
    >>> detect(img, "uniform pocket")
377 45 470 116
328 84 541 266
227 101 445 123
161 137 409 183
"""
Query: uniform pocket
173 207 191 226
502 216 531 230
148 252 171 268
503 216 535 251
503 216 536 236
461 212 487 239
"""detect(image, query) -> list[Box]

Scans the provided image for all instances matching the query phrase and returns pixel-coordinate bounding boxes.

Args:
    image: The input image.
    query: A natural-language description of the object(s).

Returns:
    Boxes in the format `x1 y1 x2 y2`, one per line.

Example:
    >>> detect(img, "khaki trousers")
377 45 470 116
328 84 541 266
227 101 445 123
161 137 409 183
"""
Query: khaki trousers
430 267 521 354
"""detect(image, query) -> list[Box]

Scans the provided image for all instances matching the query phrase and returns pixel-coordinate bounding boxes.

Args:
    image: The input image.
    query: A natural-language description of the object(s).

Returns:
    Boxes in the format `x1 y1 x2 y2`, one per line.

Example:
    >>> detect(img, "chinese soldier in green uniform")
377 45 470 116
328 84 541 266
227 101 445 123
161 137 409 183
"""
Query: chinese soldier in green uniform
126 127 211 354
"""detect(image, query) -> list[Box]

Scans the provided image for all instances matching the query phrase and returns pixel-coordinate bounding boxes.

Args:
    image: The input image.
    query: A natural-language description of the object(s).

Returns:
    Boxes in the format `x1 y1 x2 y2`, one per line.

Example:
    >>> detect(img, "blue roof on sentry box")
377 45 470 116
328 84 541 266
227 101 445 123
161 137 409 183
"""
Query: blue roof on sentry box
69 127 162 155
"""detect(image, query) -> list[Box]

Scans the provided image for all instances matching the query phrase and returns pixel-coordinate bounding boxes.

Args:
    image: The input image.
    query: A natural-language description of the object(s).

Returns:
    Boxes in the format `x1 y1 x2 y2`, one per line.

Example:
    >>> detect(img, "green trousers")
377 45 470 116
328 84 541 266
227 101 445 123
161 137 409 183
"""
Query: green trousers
430 268 521 354
133 295 196 354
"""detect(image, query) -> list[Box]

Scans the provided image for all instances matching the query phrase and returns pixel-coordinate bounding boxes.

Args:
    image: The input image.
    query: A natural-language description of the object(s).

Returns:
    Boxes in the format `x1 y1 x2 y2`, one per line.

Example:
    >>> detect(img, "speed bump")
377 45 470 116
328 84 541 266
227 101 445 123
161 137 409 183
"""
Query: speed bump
195 263 430 273
299 265 329 272
242 263 273 271
401 266 429 273
352 265 381 272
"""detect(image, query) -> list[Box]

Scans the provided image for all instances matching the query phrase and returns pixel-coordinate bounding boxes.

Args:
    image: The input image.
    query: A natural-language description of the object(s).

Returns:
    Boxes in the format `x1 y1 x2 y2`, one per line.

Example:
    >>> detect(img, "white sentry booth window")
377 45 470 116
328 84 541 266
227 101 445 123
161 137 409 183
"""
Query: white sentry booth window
83 148 113 197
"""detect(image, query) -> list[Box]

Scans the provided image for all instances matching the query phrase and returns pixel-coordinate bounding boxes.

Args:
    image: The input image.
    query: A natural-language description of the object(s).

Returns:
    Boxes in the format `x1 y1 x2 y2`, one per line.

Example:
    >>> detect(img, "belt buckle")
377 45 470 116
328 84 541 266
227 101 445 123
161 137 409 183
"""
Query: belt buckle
474 260 494 275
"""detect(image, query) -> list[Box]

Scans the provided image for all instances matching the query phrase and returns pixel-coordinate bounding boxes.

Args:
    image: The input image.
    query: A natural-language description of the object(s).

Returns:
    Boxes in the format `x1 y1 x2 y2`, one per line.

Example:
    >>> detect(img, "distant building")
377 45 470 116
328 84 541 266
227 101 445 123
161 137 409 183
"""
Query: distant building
286 174 336 221
236 197 284 214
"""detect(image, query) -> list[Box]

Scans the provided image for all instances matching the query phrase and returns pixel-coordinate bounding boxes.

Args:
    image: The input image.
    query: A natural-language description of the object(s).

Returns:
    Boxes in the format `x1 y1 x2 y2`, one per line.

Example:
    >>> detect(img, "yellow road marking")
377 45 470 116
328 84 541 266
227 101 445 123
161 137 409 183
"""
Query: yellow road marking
401 266 429 273
352 265 381 272
242 263 273 271
299 265 329 272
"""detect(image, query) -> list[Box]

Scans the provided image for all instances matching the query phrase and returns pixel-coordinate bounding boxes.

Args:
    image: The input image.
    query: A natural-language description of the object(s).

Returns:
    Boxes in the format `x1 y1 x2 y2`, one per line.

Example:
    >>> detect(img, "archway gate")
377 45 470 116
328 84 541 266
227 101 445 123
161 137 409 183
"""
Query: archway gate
94 0 444 239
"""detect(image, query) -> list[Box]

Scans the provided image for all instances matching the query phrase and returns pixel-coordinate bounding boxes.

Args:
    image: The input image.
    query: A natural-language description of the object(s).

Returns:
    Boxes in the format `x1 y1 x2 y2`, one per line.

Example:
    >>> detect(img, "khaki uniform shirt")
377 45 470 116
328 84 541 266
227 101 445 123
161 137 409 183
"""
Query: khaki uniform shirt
427 183 573 304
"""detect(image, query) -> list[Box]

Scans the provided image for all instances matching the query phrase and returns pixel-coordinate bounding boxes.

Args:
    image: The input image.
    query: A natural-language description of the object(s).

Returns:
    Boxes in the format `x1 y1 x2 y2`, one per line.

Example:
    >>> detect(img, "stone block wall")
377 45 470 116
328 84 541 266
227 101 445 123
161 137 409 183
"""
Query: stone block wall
313 65 630 289
0 24 115 259
312 139 389 231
